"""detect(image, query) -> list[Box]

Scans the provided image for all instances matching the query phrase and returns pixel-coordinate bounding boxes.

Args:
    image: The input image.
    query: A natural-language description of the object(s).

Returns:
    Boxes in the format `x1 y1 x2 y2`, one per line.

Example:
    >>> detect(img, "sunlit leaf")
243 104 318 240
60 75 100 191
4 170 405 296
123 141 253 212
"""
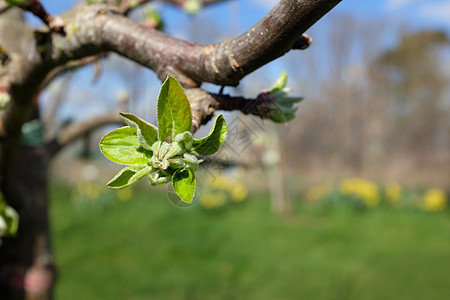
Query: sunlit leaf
269 71 287 94
107 165 152 189
172 168 196 203
157 75 192 142
4 0 31 7
120 112 158 150
99 126 151 165
192 114 227 156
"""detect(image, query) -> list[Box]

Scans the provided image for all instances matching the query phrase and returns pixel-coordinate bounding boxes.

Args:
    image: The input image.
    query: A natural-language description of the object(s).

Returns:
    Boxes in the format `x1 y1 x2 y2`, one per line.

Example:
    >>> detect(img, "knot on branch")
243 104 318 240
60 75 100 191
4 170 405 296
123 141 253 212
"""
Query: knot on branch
184 87 217 133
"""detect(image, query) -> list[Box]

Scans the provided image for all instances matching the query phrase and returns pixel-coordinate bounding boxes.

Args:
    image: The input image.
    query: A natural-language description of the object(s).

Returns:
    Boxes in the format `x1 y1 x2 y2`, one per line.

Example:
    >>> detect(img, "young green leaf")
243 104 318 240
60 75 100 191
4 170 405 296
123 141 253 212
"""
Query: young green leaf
172 168 196 203
192 114 227 156
182 153 199 171
267 96 303 123
4 207 19 236
184 0 203 14
120 112 158 150
4 0 31 7
269 71 288 94
0 206 19 237
107 165 152 189
174 131 193 150
274 96 304 105
157 75 192 142
99 126 150 165
149 172 172 186
268 103 298 123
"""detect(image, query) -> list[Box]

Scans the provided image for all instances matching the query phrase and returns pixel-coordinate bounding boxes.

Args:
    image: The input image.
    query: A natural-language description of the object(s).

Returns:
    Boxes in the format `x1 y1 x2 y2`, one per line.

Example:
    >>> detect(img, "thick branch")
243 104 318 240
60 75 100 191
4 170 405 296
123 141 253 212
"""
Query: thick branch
1 0 340 136
0 2 9 14
50 0 340 87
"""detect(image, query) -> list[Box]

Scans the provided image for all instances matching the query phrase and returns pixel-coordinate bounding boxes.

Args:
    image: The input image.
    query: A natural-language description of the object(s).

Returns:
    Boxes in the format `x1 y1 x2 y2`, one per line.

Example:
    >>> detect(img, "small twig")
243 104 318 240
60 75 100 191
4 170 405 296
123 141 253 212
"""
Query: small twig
186 87 279 133
0 1 11 14
36 53 108 102
13 0 65 34
212 92 275 118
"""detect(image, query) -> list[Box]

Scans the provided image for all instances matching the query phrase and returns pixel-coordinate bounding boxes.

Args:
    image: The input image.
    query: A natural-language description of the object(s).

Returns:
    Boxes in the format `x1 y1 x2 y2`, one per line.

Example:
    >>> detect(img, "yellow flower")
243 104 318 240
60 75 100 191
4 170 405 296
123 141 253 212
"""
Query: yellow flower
204 174 248 204
85 182 101 200
423 189 446 212
117 189 133 201
339 178 380 207
208 175 234 191
385 183 402 204
231 184 248 202
306 182 332 202
200 193 226 210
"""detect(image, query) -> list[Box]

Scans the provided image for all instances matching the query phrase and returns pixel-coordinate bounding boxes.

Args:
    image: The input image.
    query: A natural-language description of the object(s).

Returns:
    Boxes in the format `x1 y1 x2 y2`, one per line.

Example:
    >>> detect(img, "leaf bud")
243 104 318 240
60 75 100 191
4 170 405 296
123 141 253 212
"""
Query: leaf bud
158 142 171 160
174 131 193 151
183 153 199 171
149 171 171 186
168 157 186 169
164 142 184 160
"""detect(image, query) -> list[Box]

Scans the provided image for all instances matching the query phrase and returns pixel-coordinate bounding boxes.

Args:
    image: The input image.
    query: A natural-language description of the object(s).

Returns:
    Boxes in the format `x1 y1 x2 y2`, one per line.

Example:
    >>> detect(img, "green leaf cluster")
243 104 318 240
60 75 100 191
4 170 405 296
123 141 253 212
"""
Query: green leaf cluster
266 71 303 123
0 194 19 244
99 76 227 203
183 0 203 14
141 6 164 31
4 0 31 7
85 0 106 4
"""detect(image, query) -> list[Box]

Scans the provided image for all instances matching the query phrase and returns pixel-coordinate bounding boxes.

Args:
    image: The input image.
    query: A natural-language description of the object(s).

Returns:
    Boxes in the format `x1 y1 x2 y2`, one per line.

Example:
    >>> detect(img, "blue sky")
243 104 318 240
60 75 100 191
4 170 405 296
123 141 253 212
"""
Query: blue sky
36 0 450 123
38 0 450 31
247 0 450 30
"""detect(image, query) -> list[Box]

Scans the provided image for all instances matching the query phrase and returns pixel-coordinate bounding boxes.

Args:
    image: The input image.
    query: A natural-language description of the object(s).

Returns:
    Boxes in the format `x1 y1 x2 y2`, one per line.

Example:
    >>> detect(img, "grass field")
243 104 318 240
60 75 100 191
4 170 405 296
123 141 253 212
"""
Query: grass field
50 183 450 300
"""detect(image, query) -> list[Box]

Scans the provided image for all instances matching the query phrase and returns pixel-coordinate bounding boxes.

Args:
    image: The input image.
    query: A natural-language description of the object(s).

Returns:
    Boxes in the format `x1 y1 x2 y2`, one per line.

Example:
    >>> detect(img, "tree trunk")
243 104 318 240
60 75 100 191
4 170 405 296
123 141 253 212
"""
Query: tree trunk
0 144 56 300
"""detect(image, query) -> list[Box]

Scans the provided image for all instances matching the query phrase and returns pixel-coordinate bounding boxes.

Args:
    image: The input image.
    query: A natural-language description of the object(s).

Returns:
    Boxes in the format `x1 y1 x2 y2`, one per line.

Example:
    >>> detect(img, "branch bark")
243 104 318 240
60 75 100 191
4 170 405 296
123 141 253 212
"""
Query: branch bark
0 0 341 138
186 88 281 132
0 0 10 13
46 113 124 157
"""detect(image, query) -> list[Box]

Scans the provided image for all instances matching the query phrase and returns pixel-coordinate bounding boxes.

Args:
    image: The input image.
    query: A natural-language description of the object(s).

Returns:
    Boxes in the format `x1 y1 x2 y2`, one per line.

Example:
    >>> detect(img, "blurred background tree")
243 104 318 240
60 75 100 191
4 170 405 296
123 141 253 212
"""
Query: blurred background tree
1 0 449 299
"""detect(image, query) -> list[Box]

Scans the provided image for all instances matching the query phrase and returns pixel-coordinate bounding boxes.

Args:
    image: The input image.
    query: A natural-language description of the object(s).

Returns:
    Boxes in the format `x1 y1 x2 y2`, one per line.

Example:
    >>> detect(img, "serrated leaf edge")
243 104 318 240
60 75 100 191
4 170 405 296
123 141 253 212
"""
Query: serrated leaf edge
119 112 158 150
106 165 152 190
192 114 227 156
172 168 196 203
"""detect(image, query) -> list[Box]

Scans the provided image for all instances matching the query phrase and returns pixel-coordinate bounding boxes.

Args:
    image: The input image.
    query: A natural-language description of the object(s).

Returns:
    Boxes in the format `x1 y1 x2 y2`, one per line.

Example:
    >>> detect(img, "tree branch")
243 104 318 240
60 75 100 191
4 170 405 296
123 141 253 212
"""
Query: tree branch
0 1 10 14
186 88 290 132
47 0 338 86
46 113 124 157
202 0 340 85
0 0 340 137
2 0 65 33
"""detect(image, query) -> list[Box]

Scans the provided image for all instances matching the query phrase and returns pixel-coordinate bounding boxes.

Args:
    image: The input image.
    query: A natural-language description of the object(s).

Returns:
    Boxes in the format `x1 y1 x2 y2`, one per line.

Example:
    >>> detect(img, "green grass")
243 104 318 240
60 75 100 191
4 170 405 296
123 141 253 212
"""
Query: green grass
50 184 450 300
